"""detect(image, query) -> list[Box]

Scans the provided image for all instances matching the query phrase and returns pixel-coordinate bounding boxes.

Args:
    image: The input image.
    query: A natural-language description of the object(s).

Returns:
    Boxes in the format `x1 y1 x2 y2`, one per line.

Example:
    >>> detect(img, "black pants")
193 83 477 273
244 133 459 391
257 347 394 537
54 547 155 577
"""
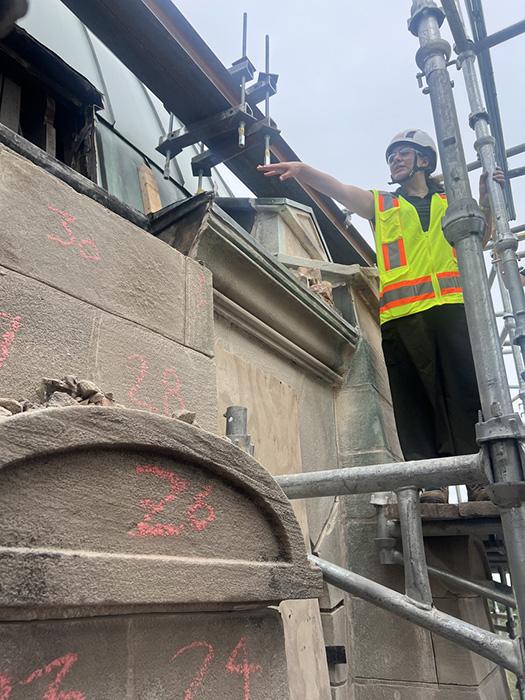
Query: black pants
381 304 481 461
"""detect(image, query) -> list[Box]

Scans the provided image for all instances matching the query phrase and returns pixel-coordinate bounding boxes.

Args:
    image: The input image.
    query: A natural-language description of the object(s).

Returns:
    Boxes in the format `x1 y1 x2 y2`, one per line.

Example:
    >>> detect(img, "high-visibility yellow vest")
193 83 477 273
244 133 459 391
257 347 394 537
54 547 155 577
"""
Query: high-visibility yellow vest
372 190 464 324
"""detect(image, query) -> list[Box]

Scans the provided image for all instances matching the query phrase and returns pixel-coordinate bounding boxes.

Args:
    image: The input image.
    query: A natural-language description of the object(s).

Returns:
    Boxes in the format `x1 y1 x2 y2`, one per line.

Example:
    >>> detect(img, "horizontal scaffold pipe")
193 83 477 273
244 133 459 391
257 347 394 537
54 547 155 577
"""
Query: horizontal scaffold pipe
310 555 523 675
275 452 485 500
391 551 516 608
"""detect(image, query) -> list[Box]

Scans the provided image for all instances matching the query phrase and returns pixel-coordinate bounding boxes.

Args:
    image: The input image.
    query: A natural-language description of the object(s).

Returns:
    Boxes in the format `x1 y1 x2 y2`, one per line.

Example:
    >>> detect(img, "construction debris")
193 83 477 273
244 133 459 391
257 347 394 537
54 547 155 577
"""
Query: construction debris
0 377 199 426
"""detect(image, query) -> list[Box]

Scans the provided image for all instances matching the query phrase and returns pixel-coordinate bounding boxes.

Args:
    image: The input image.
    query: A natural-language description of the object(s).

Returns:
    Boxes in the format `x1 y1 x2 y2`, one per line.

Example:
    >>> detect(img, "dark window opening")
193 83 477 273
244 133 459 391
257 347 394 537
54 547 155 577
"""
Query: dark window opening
0 26 103 181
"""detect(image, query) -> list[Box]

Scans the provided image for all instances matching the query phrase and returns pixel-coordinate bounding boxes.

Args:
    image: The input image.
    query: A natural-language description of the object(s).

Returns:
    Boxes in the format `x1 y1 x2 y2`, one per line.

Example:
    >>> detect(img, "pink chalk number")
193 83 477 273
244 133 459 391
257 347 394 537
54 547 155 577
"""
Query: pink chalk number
0 312 21 371
127 354 186 416
171 637 261 700
129 464 216 538
47 206 101 262
171 641 214 700
226 637 262 700
0 653 85 699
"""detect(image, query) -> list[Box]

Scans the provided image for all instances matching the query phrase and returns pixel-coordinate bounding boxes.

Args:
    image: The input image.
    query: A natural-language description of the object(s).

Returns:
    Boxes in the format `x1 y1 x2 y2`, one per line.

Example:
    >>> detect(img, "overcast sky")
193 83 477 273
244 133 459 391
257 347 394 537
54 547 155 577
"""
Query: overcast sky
175 1 524 244
175 1 525 401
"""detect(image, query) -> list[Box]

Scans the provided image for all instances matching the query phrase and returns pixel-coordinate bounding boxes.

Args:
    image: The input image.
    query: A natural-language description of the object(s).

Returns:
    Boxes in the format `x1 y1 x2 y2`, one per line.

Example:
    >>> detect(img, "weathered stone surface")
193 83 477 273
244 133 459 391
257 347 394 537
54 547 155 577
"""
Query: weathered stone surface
46 390 78 407
0 143 194 345
90 309 217 431
280 599 332 700
185 258 214 356
352 677 509 699
336 385 401 463
432 597 496 686
349 598 437 684
0 407 322 616
315 499 347 610
0 609 290 699
0 267 217 431
0 398 21 414
343 338 391 405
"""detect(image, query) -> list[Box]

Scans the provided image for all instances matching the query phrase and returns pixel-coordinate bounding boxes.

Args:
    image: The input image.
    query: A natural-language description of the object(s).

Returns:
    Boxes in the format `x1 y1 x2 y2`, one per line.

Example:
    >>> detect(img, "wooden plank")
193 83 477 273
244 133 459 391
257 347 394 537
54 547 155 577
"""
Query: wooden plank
138 162 162 213
44 95 56 157
0 76 21 132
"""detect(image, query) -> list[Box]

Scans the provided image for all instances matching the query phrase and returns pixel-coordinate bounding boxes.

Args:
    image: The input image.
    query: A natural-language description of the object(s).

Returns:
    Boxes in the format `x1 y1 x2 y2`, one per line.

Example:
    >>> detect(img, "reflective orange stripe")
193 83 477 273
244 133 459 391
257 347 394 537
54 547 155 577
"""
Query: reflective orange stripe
382 243 391 271
380 292 435 313
380 275 435 313
378 193 400 212
382 239 406 271
437 271 462 295
398 238 407 266
381 275 432 296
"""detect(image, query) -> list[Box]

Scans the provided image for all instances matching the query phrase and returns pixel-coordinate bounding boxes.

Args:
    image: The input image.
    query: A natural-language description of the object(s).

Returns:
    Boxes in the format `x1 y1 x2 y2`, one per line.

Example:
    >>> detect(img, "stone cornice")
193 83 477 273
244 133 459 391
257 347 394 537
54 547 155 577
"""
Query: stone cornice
154 197 359 378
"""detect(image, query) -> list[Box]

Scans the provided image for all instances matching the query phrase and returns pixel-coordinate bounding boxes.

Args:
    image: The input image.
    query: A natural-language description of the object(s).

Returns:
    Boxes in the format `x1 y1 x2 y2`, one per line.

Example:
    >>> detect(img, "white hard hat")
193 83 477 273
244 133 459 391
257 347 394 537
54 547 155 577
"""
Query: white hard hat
386 129 438 173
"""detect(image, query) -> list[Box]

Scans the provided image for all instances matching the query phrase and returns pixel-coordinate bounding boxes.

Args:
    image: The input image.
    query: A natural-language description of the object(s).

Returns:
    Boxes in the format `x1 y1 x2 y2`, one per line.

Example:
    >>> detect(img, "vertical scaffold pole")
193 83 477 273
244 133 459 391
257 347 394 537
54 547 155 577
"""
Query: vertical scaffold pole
441 0 525 378
408 0 525 670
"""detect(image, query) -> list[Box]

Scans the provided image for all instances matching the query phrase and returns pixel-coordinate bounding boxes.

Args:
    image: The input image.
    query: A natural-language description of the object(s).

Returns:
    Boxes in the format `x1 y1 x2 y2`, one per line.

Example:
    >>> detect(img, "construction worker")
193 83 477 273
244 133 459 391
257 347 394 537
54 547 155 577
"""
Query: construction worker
258 129 504 503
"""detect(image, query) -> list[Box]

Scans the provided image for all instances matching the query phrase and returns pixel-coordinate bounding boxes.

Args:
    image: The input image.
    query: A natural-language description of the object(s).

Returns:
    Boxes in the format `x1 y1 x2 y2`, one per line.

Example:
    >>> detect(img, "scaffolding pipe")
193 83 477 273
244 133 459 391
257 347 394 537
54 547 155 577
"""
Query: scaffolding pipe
397 487 433 605
275 452 485 499
475 19 525 53
465 0 515 219
467 142 525 172
444 5 525 369
391 550 516 607
310 555 522 675
409 0 525 653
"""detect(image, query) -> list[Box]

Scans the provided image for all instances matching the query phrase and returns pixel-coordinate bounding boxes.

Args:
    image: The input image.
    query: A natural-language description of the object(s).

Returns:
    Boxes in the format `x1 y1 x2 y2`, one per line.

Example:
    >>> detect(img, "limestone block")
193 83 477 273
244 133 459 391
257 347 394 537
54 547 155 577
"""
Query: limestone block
315 499 347 610
0 407 322 615
332 686 351 700
185 258 214 356
0 143 193 345
478 667 512 699
343 338 392 404
299 379 340 544
352 672 510 699
349 598 437 683
0 609 290 699
214 343 309 545
280 599 332 700
336 385 402 464
432 597 496 686
0 267 217 431
91 309 217 431
321 605 349 685
345 521 405 592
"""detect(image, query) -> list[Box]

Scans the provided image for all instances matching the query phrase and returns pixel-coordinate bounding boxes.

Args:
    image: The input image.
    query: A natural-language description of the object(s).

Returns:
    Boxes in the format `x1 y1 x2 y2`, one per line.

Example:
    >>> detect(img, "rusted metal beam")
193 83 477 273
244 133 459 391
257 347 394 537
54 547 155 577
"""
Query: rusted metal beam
58 0 374 266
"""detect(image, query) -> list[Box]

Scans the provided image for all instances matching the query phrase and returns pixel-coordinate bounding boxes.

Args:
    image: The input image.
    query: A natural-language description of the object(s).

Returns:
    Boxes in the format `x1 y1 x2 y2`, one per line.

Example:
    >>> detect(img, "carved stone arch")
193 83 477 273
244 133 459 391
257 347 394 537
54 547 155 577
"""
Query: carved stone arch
0 406 321 619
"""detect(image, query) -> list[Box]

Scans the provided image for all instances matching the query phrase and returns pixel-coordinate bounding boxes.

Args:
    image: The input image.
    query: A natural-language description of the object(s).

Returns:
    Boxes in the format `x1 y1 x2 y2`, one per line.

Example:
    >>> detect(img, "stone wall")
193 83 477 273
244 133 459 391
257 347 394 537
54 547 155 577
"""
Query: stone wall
0 143 216 430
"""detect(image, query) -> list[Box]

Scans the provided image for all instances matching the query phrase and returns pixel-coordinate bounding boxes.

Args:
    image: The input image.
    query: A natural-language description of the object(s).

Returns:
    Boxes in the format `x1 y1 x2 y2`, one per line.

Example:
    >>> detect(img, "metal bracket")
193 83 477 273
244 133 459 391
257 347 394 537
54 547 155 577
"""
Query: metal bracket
157 105 256 157
190 120 280 176
408 1 445 37
415 39 452 71
442 198 486 245
246 72 279 106
469 109 490 130
228 56 256 83
476 414 525 443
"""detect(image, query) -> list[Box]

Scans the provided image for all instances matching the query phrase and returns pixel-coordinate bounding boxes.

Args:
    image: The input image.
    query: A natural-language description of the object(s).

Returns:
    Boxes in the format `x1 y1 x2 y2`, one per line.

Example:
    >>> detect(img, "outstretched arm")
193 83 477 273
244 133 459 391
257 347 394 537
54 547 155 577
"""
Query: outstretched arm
257 162 375 221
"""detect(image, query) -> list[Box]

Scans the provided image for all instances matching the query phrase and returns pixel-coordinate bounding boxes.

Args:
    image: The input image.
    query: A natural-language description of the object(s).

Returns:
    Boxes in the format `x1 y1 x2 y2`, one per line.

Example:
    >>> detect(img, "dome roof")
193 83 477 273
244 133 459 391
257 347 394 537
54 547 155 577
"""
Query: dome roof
19 0 236 210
